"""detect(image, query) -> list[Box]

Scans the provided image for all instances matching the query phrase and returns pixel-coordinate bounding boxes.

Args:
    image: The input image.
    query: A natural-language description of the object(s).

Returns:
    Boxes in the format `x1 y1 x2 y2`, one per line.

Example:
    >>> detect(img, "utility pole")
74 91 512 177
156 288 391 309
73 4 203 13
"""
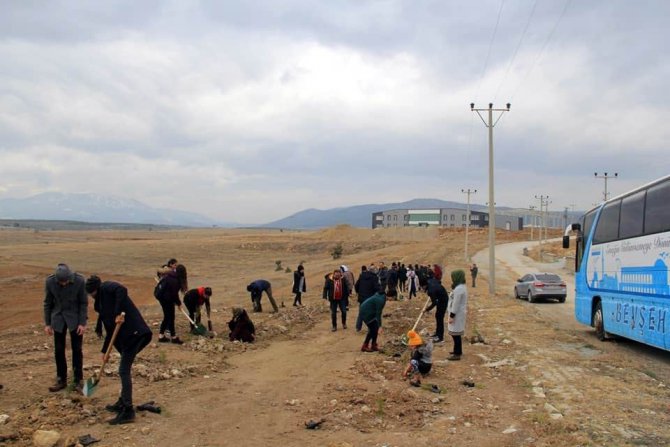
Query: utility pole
563 206 569 229
462 188 477 261
471 102 511 295
594 172 618 202
528 205 536 241
535 195 550 245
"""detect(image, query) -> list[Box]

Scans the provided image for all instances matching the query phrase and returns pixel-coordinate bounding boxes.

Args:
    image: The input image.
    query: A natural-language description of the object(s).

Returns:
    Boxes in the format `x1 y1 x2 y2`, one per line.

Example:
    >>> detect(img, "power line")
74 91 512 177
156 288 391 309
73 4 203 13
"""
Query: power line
494 0 538 101
474 0 506 104
510 0 572 102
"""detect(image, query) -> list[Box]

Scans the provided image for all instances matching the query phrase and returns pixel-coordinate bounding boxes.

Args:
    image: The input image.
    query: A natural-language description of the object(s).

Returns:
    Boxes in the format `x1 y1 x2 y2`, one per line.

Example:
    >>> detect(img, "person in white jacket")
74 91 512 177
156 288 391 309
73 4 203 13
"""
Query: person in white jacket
447 269 468 361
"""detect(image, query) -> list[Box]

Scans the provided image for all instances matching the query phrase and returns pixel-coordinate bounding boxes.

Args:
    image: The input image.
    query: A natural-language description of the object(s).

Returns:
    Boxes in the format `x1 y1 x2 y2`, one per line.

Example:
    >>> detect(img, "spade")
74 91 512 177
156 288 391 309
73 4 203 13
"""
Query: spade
83 313 124 397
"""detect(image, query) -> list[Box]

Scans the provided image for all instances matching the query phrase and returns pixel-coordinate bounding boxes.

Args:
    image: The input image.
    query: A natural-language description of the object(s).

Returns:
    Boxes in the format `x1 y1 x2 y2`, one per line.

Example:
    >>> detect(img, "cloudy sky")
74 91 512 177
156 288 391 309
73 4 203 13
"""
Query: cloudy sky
1 0 668 224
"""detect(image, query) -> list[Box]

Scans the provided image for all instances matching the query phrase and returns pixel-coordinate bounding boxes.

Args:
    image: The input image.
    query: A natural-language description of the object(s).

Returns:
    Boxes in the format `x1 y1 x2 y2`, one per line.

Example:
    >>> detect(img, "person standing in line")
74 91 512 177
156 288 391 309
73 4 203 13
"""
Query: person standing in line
407 266 419 300
377 262 389 294
447 269 468 361
85 275 152 425
355 265 380 304
340 265 355 310
355 290 387 352
156 266 184 344
398 263 408 293
470 263 478 288
43 264 88 392
323 269 349 331
292 265 306 307
183 286 212 334
425 275 448 343
247 279 279 313
386 263 399 299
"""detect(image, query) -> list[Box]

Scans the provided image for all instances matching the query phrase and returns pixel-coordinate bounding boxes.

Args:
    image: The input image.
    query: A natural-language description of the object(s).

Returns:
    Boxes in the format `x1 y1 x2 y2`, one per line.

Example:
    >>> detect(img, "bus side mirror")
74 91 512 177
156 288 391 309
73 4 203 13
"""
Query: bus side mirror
571 223 581 231
562 235 570 249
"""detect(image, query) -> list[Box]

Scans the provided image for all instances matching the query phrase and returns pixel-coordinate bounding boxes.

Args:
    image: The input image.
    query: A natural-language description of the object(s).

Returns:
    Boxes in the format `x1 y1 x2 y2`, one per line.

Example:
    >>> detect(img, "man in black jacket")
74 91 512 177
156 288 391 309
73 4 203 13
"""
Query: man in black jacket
354 265 380 304
156 269 184 344
425 277 448 343
86 276 152 425
43 263 88 393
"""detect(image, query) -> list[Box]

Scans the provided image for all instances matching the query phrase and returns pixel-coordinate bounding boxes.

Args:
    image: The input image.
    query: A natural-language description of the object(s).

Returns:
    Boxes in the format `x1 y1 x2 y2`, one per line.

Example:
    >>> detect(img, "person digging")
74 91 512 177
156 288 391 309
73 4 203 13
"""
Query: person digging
355 290 387 352
402 330 433 387
86 275 152 425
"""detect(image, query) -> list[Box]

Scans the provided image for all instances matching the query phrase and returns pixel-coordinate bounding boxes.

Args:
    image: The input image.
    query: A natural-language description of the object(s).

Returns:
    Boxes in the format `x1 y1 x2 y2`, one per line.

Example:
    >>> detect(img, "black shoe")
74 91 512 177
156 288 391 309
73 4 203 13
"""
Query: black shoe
106 398 124 413
342 324 347 329
171 337 184 345
108 406 135 425
331 327 337 332
447 354 462 361
158 336 170 343
48 380 67 392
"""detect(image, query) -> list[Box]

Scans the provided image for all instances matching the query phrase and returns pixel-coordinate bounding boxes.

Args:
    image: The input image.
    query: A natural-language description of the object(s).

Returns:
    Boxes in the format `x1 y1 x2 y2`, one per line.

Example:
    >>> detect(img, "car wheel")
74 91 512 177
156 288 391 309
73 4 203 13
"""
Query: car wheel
558 296 566 303
593 301 607 341
527 290 535 303
514 288 520 299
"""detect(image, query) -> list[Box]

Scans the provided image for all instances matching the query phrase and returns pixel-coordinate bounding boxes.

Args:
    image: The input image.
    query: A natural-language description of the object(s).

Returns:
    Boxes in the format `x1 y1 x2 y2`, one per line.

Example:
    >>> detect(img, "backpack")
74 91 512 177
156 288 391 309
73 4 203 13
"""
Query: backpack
154 277 168 300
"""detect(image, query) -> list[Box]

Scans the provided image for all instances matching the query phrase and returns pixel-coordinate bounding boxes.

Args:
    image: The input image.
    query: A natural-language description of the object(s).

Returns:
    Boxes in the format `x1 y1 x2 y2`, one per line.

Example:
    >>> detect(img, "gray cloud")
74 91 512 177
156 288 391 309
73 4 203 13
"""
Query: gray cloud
1 1 669 223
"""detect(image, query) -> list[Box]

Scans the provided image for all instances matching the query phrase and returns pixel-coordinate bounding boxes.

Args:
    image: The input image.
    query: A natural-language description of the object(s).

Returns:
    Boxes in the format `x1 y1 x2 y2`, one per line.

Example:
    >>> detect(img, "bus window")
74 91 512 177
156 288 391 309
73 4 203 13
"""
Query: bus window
619 190 645 239
592 200 621 244
644 179 670 234
583 210 596 240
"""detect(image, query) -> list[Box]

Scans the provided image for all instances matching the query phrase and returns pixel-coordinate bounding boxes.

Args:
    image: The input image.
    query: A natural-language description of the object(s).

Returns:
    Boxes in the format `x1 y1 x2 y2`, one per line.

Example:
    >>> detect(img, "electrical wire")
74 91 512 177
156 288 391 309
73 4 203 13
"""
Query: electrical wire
510 0 572 102
474 0 506 104
494 0 538 101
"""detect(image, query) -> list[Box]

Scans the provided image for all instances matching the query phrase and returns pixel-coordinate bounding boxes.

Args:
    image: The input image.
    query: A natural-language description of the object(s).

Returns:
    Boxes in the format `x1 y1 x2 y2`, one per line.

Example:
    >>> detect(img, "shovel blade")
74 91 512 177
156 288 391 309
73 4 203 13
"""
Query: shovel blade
195 324 207 336
82 377 98 397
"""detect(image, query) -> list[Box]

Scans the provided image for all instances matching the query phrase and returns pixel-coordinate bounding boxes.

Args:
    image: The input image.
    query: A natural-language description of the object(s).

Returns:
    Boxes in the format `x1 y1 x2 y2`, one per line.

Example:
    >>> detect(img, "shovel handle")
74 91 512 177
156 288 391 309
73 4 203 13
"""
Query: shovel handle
98 312 125 380
179 307 197 326
410 297 432 332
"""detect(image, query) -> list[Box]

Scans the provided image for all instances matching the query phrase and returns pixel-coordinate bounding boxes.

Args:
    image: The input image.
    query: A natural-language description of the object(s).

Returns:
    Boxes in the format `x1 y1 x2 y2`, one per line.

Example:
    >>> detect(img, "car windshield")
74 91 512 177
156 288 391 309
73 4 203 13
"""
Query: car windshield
536 274 561 282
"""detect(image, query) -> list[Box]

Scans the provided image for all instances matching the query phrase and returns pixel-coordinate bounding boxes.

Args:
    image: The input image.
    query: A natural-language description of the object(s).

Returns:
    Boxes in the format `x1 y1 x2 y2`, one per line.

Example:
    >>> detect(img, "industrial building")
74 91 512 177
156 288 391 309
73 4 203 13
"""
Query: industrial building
371 208 524 231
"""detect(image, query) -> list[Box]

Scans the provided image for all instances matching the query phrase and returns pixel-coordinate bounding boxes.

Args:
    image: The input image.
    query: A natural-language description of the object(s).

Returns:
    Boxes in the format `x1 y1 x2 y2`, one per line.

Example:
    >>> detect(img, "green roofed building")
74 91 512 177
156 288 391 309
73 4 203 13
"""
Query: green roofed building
371 208 523 231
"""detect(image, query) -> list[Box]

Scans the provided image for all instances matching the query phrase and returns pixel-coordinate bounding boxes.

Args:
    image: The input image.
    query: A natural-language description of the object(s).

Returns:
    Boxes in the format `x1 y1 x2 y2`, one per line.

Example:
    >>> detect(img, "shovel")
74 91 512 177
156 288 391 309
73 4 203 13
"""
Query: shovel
180 307 207 336
401 296 432 345
83 312 124 397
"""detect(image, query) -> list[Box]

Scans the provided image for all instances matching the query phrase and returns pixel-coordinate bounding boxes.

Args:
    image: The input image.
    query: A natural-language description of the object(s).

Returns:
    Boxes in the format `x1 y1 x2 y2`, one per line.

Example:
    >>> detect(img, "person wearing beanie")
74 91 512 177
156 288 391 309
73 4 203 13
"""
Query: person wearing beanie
247 279 279 313
85 275 152 425
43 263 88 393
402 330 433 387
183 287 212 334
292 265 307 307
447 269 468 361
355 290 387 352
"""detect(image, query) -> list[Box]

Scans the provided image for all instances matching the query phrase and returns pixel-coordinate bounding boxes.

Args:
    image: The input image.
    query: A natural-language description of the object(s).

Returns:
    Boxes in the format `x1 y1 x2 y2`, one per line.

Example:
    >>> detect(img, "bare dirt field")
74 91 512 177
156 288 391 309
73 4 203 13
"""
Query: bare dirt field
0 225 669 447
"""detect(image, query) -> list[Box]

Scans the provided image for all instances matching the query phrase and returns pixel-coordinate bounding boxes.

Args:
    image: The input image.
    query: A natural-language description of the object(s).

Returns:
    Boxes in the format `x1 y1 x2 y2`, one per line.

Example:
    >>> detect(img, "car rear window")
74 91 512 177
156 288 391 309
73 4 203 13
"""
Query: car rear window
536 274 561 282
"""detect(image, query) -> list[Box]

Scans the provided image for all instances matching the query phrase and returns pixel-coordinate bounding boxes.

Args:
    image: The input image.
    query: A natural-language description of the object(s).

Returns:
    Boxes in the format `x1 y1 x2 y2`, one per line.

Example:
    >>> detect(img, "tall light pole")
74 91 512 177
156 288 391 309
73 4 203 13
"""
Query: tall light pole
462 188 477 261
471 102 510 295
594 172 618 202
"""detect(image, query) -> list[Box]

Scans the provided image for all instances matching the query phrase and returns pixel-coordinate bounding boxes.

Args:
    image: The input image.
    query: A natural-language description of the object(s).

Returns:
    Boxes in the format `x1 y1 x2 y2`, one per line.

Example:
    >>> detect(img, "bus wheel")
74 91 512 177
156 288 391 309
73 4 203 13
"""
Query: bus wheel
594 302 607 341
527 290 535 303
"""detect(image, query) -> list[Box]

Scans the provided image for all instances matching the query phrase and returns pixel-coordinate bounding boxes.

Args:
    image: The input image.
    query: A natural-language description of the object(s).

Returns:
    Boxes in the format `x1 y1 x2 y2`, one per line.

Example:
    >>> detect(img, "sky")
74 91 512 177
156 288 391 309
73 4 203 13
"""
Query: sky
1 0 669 224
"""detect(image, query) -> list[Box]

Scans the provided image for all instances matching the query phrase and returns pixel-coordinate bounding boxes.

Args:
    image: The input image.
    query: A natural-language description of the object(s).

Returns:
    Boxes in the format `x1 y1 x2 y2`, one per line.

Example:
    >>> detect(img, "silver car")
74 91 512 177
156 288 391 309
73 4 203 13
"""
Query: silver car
514 273 567 303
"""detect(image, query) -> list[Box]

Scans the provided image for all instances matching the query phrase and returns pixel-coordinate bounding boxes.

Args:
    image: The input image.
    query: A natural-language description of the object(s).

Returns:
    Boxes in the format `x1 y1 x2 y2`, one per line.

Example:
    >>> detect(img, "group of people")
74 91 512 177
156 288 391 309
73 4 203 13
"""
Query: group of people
43 256 471 425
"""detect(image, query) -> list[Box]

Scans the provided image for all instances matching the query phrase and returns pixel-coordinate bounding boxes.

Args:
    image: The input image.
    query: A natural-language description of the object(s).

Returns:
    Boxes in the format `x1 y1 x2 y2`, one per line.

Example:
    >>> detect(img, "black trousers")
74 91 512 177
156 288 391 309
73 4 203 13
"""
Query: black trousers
184 299 200 330
159 299 176 336
293 292 302 306
435 301 447 341
451 334 463 355
330 299 347 328
53 329 83 383
119 333 152 407
363 319 380 345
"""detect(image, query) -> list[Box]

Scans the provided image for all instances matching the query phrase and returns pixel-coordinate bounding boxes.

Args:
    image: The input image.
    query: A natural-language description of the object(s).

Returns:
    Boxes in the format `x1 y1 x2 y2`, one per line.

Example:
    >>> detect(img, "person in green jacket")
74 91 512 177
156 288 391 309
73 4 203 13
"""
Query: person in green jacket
355 291 387 352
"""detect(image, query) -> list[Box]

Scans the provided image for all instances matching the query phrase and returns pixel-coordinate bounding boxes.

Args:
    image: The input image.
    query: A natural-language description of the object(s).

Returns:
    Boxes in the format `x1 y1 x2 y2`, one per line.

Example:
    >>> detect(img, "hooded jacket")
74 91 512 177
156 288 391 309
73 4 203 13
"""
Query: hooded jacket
355 270 380 303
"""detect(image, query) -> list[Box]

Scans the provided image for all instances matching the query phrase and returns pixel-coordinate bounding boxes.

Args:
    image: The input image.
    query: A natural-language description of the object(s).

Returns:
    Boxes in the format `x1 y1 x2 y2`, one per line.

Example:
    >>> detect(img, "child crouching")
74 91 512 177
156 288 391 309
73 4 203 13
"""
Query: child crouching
402 330 433 387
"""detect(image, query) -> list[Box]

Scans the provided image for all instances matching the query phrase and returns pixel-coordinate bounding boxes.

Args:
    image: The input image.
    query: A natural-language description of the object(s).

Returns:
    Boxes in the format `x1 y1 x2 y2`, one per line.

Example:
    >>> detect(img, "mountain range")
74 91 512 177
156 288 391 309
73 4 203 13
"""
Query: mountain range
0 193 567 229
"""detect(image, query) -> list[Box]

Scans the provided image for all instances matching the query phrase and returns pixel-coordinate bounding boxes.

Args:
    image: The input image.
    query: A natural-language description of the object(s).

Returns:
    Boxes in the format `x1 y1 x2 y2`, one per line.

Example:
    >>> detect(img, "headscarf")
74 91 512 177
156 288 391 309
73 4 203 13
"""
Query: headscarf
232 307 244 319
451 269 466 290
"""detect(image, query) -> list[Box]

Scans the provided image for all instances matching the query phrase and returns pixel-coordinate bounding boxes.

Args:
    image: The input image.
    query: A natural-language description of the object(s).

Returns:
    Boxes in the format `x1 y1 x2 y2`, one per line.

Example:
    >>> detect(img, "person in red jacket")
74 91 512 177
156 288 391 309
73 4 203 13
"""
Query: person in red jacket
183 287 212 334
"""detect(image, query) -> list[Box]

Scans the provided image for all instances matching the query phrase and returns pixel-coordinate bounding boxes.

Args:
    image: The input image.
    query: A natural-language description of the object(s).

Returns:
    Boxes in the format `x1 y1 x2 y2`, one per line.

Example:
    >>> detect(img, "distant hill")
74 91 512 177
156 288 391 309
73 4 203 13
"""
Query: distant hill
0 192 234 227
262 198 491 229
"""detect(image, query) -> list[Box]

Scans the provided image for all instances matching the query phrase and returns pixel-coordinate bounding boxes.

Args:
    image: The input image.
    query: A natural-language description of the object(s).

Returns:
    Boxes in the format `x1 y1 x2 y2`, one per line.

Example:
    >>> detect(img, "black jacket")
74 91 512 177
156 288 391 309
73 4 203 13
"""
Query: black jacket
425 278 449 312
159 270 182 306
292 271 306 294
95 281 152 353
355 270 380 303
322 274 350 302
